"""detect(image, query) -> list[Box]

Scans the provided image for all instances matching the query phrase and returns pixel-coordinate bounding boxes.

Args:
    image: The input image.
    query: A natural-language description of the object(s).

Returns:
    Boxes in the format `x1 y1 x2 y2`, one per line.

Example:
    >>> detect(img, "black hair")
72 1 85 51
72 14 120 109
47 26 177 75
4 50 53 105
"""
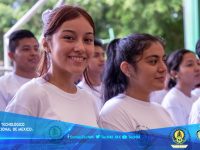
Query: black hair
9 29 36 52
94 38 103 47
195 39 200 58
166 49 194 89
102 33 165 101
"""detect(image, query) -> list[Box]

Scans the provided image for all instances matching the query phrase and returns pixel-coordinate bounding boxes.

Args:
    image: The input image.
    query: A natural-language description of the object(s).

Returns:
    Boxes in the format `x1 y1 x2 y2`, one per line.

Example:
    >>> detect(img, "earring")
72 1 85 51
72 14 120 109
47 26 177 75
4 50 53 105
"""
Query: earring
170 76 176 81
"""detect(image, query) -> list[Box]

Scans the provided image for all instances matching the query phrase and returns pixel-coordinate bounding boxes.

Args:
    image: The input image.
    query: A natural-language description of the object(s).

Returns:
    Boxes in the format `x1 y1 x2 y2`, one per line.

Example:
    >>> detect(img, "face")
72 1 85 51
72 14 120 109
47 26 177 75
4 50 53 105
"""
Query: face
175 52 200 88
11 38 40 72
88 45 105 74
46 16 94 76
129 42 167 93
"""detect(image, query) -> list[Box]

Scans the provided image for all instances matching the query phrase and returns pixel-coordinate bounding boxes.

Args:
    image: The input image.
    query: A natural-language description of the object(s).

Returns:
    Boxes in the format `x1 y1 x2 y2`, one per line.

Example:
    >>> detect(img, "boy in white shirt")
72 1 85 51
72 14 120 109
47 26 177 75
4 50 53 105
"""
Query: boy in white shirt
0 29 40 111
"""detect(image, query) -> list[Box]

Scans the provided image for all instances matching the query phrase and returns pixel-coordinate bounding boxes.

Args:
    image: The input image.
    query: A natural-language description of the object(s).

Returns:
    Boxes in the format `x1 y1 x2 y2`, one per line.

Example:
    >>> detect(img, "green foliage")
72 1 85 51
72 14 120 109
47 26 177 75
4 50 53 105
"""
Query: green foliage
0 0 58 60
67 0 184 53
0 0 183 61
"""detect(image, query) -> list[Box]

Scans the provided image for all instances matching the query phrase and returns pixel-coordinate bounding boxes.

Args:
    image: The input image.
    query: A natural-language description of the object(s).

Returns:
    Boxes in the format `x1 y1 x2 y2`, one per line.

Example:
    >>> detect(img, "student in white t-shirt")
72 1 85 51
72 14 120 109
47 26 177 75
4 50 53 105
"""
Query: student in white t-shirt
6 5 98 127
98 33 174 132
0 29 40 111
162 49 200 126
78 39 105 112
189 39 200 124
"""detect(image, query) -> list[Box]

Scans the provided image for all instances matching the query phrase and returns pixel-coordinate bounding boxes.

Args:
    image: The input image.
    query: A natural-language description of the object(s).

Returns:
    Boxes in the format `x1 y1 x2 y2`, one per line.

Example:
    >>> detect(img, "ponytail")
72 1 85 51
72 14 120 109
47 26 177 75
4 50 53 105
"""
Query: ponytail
38 50 50 76
102 39 128 101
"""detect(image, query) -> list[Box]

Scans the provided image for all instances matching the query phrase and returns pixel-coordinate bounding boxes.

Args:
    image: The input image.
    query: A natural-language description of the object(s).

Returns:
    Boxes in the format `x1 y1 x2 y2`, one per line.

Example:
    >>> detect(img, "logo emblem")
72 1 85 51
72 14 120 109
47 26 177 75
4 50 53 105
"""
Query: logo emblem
49 126 62 139
170 128 189 149
196 130 200 140
173 129 185 144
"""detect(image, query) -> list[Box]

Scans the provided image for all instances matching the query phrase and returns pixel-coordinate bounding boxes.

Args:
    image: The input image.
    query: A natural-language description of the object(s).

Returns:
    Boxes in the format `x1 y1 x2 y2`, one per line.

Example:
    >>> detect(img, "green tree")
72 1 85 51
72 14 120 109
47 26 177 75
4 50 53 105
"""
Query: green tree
68 0 183 54
0 0 57 60
0 0 183 61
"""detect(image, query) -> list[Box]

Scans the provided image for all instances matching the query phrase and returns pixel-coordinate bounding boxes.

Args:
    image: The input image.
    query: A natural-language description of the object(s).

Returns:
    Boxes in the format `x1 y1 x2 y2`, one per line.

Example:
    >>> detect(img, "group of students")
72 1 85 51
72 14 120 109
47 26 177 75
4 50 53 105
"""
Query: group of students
152 49 200 126
0 4 200 132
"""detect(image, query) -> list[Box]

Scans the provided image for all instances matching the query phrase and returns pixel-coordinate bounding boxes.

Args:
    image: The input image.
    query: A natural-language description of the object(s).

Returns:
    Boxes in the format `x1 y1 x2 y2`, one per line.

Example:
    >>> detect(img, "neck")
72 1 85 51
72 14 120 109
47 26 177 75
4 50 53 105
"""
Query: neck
175 83 192 97
14 70 38 79
126 85 150 102
86 69 102 86
47 68 77 94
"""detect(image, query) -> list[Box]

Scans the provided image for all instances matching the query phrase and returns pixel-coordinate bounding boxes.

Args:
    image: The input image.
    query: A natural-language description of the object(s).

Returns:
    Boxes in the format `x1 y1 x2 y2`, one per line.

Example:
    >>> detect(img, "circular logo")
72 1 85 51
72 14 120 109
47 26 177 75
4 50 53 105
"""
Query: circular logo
173 129 186 144
49 126 62 139
196 130 200 140
170 128 190 146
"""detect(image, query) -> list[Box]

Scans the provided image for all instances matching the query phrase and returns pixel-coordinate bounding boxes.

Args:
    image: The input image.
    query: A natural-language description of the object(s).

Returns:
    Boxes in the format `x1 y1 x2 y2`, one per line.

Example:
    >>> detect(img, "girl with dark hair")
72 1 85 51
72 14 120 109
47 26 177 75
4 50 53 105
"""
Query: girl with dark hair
6 5 98 127
78 39 105 112
98 33 174 132
162 49 200 126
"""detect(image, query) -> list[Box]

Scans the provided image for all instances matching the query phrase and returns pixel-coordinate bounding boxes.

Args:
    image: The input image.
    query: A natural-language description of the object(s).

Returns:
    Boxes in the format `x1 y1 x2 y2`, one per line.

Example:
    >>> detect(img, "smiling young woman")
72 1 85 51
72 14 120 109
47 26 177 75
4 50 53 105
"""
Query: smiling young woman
5 5 98 127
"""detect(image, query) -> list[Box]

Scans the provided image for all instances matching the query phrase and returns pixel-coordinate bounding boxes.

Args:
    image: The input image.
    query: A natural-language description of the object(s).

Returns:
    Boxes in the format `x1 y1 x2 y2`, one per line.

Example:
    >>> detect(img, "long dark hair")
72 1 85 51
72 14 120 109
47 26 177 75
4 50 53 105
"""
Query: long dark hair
102 33 165 101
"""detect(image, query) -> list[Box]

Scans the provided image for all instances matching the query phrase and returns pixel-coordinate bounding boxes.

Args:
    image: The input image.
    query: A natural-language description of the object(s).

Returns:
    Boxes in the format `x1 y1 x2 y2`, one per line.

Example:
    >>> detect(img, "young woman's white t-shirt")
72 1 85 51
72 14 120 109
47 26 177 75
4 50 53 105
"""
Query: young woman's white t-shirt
162 87 197 126
5 77 98 127
78 79 104 112
0 73 30 111
98 94 174 132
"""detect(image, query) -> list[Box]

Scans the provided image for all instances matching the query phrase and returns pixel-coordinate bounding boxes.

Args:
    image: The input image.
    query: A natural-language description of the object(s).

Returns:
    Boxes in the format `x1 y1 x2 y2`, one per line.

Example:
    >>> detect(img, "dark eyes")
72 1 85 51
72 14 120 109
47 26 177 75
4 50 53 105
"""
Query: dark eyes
148 57 166 65
63 36 74 40
93 53 100 58
22 48 30 51
63 35 94 44
22 47 38 52
186 63 194 67
149 59 158 65
84 38 94 44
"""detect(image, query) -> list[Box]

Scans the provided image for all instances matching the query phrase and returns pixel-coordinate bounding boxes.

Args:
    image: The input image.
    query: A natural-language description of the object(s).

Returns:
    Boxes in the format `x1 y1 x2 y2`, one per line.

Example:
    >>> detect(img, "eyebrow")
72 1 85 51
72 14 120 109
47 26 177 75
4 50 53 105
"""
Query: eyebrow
21 45 32 48
185 59 195 63
145 54 166 59
62 29 94 35
20 43 38 48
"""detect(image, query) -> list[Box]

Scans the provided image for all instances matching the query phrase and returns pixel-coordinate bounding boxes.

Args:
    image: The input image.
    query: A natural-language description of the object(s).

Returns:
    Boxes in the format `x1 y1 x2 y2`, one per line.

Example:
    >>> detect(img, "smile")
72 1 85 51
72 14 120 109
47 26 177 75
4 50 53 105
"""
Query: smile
68 56 87 62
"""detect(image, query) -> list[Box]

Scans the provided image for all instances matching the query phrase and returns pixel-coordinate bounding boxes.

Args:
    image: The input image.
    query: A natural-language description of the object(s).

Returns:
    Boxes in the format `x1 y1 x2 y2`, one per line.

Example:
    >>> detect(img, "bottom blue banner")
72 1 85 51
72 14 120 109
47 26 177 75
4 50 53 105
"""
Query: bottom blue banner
0 112 200 149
